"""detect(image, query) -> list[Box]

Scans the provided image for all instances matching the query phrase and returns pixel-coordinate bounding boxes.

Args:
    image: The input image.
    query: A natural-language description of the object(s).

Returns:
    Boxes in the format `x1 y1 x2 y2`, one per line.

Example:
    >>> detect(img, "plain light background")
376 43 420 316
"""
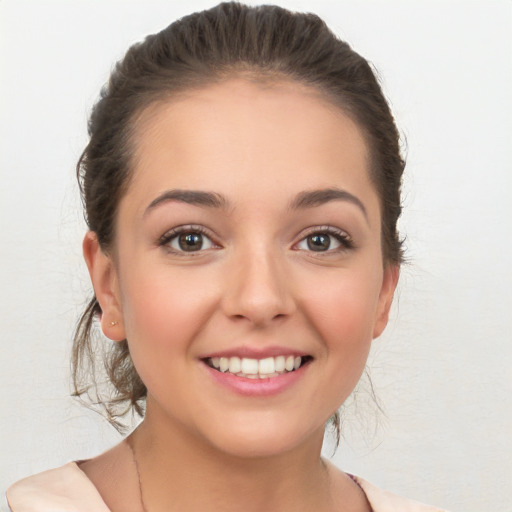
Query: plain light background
1 1 511 511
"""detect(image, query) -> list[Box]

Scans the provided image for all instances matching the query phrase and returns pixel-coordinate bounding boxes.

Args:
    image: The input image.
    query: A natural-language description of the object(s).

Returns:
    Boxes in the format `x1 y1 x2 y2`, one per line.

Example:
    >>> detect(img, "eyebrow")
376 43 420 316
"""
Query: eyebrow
144 187 367 220
144 189 228 216
289 188 368 220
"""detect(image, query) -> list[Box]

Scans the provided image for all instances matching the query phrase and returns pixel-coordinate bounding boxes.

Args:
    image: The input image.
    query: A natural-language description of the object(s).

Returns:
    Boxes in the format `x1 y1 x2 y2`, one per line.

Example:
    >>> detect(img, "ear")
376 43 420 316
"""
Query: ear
372 264 399 339
83 231 126 341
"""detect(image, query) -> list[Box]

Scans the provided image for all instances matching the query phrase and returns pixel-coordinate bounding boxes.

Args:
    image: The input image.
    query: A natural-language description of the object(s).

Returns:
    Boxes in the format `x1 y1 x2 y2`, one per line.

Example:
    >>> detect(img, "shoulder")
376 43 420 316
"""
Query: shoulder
352 475 449 512
6 462 111 512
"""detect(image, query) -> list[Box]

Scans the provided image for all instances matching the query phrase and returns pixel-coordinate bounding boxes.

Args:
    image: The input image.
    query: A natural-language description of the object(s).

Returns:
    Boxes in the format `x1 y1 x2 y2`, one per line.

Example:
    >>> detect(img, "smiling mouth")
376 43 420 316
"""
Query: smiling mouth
203 355 313 379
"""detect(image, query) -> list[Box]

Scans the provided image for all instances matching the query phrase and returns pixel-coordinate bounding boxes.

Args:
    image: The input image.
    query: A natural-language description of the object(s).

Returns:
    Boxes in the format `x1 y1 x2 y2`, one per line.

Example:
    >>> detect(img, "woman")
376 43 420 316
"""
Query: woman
7 3 447 511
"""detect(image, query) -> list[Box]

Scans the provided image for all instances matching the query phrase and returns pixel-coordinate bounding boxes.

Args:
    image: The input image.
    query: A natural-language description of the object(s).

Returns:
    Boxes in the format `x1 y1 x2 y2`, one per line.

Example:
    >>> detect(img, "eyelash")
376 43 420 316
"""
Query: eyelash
158 225 354 255
158 225 217 256
295 226 354 254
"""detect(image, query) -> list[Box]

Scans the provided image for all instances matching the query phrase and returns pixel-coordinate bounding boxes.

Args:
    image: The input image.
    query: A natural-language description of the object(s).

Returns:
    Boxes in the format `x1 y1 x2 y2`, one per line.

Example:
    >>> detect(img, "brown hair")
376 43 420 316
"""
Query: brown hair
73 2 405 433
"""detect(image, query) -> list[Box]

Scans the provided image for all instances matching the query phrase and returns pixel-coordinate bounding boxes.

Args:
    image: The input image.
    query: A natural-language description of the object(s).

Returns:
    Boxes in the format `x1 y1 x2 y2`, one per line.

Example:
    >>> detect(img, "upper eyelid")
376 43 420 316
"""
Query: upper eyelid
158 224 352 247
159 225 217 246
293 225 354 251
296 225 352 240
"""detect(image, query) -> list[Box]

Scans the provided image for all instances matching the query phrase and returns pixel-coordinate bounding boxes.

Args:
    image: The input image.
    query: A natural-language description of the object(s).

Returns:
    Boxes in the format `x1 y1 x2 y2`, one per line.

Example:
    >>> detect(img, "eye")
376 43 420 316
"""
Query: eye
296 228 353 253
160 227 215 253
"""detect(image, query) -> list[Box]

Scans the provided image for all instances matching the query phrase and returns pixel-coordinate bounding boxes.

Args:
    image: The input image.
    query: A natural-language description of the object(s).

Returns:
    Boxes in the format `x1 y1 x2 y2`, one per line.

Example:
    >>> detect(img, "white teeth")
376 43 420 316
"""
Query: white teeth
219 357 229 372
241 358 259 374
259 372 278 379
258 357 275 375
229 357 241 373
275 355 285 372
208 355 307 378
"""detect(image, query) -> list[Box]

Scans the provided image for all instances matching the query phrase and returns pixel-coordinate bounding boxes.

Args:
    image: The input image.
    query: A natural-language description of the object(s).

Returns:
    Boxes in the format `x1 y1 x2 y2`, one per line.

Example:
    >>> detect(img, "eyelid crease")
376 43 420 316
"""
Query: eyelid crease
157 224 355 256
158 224 220 253
294 225 355 252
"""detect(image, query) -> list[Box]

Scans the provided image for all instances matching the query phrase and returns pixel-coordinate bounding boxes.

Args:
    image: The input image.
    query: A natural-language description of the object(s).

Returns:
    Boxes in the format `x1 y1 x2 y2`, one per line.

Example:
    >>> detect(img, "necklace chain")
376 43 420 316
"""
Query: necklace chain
127 436 149 512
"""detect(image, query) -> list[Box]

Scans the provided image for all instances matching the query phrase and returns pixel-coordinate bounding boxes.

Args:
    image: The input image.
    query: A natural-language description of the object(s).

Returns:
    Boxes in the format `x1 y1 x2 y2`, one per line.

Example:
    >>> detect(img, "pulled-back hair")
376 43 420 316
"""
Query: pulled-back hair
73 2 405 433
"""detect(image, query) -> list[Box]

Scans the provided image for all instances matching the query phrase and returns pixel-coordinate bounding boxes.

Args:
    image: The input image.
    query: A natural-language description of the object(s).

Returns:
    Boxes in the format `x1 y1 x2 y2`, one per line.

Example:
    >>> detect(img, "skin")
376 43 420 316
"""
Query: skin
82 79 398 511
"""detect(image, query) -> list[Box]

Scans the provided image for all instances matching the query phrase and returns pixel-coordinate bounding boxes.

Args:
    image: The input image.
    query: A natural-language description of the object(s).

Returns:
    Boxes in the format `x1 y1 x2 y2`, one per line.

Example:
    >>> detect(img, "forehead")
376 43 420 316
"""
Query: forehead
126 79 377 217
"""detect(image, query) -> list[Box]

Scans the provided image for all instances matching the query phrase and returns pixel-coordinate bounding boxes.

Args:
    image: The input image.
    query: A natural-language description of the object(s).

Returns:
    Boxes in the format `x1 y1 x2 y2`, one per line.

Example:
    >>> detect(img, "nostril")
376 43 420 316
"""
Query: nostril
220 259 296 324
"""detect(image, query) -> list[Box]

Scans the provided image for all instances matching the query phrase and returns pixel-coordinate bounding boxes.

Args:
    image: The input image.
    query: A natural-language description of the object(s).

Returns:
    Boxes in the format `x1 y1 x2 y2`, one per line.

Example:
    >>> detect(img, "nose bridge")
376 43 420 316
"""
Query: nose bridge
222 239 294 325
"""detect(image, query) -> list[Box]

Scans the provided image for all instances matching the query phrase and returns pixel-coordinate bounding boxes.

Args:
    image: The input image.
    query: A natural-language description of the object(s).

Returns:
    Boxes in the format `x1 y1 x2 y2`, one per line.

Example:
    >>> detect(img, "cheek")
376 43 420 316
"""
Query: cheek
118 265 219 365
301 266 382 358
117 265 223 406
310 263 380 312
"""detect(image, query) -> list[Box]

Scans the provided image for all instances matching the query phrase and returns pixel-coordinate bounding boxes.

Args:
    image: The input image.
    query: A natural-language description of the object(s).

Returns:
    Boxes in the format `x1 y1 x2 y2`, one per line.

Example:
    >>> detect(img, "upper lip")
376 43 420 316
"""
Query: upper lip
199 346 311 359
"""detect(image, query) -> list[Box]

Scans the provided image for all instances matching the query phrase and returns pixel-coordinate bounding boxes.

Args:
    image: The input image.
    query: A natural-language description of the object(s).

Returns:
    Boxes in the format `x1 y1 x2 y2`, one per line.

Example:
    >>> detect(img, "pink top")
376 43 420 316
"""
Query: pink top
6 462 448 512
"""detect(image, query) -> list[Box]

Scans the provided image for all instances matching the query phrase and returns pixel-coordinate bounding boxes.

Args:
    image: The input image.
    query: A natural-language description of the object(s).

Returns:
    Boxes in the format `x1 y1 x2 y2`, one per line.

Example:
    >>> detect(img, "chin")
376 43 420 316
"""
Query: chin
201 416 324 460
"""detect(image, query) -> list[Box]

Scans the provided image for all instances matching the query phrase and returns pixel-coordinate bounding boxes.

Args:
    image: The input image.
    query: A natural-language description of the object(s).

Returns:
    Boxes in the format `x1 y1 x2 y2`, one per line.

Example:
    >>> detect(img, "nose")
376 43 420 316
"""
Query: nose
221 247 296 326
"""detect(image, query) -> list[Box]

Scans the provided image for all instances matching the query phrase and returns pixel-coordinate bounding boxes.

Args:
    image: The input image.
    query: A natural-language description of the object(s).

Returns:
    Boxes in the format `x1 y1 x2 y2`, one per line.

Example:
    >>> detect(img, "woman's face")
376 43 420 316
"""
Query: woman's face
88 79 397 457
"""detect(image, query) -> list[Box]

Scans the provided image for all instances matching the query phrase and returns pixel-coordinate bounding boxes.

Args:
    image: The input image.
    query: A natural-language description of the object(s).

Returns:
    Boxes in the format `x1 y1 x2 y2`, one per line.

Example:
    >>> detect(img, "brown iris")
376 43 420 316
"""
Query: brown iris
307 234 331 251
179 232 204 251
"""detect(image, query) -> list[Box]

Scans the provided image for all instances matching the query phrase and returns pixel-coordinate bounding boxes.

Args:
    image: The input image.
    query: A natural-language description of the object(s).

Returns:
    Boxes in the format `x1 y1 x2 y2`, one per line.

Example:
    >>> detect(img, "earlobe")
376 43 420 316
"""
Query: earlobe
83 231 126 342
372 264 399 339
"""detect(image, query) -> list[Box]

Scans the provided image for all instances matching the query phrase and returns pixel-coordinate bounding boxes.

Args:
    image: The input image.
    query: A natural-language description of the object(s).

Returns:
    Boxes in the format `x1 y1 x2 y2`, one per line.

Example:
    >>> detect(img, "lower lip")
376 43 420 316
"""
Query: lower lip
201 361 309 397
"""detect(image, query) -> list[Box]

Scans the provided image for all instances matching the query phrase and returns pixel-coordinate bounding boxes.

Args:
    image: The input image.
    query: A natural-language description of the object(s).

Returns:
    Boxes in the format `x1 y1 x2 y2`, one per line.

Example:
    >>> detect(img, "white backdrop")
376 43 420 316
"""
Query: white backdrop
1 1 511 511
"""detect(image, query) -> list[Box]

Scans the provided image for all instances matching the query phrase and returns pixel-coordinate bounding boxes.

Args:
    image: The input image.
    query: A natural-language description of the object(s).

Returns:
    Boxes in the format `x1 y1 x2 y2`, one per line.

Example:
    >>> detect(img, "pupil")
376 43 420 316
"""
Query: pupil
308 234 330 251
179 232 202 251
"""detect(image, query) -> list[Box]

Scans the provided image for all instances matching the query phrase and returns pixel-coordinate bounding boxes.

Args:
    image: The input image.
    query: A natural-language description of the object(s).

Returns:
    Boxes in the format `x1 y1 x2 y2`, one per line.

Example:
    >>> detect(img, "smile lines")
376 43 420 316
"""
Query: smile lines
205 355 310 379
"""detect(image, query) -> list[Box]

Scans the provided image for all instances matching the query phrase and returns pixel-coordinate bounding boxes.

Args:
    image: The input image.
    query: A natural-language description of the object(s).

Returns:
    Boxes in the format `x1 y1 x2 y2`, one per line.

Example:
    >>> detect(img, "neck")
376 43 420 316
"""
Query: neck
129 400 335 512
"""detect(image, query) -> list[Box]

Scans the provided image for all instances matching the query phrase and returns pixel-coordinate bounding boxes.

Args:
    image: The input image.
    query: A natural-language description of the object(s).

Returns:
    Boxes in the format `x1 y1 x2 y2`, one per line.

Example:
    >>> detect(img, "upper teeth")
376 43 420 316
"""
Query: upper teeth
209 355 302 378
